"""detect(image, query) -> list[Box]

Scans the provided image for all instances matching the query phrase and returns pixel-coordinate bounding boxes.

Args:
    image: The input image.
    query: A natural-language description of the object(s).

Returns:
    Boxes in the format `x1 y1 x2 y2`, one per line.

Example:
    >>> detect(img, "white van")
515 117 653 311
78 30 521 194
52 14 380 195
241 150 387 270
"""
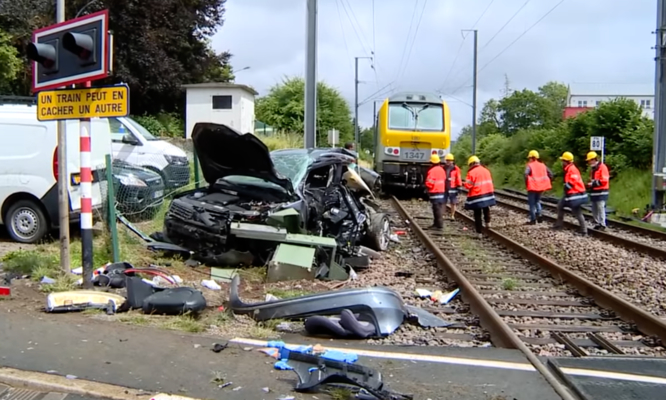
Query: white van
103 117 190 190
0 101 111 243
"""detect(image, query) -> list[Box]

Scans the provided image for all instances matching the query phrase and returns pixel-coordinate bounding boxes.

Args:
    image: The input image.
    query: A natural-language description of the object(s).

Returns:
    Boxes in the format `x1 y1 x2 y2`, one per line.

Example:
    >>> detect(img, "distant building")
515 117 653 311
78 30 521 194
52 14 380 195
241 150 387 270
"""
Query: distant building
182 82 258 138
565 83 654 119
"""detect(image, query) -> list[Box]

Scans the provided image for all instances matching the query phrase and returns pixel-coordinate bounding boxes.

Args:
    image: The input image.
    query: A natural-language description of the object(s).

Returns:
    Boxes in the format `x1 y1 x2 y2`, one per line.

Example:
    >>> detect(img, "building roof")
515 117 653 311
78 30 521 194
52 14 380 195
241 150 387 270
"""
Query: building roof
568 82 654 97
181 82 258 95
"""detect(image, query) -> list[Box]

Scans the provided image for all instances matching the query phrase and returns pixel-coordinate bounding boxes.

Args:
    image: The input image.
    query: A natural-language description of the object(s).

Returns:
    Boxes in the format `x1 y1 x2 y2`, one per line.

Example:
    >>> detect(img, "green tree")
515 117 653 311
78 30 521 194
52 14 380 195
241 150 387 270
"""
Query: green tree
0 29 21 93
0 0 232 114
255 77 353 144
359 127 374 150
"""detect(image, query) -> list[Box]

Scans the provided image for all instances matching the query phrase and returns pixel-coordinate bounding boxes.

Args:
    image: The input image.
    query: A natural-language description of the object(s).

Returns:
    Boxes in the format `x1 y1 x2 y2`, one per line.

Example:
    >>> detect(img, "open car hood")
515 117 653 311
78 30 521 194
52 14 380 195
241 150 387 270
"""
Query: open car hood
191 123 294 193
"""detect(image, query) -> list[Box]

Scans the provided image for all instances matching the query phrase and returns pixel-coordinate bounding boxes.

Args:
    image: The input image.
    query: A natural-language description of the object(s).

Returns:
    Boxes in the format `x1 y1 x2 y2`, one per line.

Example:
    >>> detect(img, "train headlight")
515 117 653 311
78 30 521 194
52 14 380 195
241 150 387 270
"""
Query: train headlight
385 147 400 156
431 148 445 156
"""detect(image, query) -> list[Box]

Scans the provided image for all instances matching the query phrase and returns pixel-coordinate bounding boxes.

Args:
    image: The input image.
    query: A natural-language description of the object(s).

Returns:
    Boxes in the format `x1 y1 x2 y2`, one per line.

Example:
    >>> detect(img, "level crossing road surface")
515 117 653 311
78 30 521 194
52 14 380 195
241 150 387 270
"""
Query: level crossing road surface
0 308 560 400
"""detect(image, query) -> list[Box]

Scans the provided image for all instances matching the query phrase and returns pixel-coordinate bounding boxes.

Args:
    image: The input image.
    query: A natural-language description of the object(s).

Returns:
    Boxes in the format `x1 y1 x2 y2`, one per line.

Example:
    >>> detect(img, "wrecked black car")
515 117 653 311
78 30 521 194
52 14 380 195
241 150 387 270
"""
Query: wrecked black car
161 122 390 266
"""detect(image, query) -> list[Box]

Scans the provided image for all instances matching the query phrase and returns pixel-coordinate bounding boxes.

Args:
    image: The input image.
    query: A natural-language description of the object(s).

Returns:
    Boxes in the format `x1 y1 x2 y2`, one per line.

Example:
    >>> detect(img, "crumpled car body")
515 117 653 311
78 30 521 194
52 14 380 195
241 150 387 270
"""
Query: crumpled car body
161 123 391 265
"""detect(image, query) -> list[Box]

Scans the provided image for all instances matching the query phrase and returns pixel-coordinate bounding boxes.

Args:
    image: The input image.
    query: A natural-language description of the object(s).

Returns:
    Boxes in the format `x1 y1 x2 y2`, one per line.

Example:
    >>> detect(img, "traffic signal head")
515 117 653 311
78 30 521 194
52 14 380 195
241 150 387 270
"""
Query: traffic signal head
63 30 96 65
27 41 59 73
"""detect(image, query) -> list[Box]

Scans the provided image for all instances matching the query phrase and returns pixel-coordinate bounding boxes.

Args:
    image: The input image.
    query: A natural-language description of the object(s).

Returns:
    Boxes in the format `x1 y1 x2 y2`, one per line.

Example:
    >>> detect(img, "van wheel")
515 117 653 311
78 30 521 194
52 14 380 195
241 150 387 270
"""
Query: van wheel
5 200 49 244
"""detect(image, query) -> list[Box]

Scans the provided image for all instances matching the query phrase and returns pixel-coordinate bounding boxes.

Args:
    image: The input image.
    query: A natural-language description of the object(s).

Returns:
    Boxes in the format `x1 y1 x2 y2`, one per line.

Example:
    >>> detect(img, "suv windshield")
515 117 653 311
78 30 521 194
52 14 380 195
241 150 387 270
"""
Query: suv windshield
124 117 159 141
271 152 311 187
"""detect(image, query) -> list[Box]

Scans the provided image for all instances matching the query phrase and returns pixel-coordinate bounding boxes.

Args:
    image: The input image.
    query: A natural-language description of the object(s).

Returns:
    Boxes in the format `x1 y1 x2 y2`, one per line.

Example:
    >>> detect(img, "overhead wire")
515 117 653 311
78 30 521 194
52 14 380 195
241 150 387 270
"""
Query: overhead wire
395 0 428 86
447 0 566 96
340 0 371 55
334 0 353 69
437 0 495 92
393 1 420 84
441 0 531 90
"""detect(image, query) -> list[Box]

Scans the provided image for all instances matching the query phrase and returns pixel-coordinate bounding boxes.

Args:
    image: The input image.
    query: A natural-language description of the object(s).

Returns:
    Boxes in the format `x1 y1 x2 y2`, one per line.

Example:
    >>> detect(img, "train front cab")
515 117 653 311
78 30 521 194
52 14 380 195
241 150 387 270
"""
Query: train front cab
374 96 451 190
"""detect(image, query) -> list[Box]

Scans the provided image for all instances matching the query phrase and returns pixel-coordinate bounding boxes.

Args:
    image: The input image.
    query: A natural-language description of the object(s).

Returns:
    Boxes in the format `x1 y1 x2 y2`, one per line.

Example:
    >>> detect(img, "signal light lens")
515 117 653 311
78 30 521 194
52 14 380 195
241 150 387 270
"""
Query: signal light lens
393 149 399 155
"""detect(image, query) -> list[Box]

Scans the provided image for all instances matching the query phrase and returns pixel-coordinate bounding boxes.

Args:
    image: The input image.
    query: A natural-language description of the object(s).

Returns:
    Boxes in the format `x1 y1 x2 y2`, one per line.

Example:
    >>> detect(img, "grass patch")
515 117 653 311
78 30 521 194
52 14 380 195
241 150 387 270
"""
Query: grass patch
328 387 354 400
266 288 312 299
2 249 59 276
501 278 518 290
238 267 266 283
247 325 280 339
159 314 206 333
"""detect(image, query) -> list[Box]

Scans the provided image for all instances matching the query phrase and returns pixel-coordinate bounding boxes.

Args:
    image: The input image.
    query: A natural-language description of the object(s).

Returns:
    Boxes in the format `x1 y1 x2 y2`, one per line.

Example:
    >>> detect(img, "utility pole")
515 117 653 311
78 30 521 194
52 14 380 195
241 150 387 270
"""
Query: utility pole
56 0 70 272
354 56 373 154
653 0 666 210
460 29 479 154
304 0 318 148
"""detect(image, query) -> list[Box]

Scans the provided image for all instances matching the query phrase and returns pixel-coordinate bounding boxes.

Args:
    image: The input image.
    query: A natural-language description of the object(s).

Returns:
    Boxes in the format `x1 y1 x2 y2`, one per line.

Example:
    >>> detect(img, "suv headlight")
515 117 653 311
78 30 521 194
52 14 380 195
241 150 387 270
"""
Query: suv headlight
164 155 188 165
119 175 147 187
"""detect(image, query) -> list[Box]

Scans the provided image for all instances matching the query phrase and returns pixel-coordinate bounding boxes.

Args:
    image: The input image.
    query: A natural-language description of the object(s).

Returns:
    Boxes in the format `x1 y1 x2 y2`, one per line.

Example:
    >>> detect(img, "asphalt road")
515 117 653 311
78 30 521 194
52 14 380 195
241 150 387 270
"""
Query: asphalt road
0 308 560 400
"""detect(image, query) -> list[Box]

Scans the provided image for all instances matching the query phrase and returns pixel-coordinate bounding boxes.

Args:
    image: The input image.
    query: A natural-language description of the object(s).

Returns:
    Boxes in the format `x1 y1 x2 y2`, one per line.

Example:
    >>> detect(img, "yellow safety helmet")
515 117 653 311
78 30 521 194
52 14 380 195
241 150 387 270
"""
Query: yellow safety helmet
527 150 539 159
586 151 598 161
444 153 455 161
430 154 441 164
467 155 480 166
560 151 574 162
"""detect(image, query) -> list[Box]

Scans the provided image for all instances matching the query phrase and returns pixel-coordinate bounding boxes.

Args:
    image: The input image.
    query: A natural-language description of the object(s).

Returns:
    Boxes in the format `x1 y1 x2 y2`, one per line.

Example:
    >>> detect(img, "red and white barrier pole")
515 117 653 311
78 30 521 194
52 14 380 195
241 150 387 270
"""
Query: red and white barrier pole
80 80 94 288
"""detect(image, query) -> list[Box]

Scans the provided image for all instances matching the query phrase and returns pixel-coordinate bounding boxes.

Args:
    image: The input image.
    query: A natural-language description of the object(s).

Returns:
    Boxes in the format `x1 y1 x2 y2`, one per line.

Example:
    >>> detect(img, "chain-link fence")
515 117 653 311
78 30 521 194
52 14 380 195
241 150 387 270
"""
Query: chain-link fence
97 138 206 257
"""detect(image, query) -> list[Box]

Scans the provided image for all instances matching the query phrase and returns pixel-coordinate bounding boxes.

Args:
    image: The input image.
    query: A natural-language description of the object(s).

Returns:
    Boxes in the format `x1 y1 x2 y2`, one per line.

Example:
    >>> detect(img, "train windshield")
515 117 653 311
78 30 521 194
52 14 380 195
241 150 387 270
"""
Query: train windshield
388 102 444 131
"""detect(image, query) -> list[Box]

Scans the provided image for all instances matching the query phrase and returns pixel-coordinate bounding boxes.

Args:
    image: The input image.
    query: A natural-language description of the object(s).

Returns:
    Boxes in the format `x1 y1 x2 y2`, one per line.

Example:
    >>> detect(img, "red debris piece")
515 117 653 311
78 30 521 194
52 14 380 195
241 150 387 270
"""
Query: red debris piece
0 286 11 296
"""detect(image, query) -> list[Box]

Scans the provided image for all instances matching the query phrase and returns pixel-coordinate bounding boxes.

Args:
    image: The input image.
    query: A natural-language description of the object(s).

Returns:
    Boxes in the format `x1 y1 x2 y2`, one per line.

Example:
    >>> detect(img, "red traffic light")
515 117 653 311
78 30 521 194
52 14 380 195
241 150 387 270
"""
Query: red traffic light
27 42 58 70
63 31 95 61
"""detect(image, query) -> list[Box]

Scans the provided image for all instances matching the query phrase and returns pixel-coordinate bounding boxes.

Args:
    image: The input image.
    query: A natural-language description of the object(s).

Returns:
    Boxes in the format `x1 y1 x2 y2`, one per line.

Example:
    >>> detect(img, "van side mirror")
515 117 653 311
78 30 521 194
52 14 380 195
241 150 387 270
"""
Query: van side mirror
121 134 139 145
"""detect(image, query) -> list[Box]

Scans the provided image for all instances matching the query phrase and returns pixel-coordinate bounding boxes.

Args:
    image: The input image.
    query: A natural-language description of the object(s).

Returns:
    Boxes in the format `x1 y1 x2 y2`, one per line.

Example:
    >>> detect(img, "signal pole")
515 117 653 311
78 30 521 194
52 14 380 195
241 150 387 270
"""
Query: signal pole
304 0 318 148
462 29 479 154
354 56 373 154
56 0 70 272
653 0 666 210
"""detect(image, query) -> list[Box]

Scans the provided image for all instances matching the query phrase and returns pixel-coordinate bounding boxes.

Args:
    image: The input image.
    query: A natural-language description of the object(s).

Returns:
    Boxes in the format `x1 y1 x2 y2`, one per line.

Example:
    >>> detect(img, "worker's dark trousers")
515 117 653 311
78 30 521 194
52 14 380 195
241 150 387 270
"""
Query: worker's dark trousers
473 207 491 233
431 199 444 228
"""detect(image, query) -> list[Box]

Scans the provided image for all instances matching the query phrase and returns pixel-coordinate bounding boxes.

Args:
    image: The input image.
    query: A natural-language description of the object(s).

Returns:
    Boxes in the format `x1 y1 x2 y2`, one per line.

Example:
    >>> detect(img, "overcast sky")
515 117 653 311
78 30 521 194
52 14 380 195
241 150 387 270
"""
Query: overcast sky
212 0 655 139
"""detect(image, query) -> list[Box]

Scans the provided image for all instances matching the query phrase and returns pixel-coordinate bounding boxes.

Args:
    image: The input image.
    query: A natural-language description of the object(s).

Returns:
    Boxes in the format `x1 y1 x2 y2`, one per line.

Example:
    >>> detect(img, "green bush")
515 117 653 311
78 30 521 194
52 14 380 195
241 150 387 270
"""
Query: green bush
132 112 185 138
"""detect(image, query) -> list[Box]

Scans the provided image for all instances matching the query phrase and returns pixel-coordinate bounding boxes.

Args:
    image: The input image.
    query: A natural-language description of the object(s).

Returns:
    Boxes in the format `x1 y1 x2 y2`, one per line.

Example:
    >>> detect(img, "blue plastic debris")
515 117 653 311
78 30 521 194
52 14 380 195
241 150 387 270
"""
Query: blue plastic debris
274 360 293 370
321 350 358 364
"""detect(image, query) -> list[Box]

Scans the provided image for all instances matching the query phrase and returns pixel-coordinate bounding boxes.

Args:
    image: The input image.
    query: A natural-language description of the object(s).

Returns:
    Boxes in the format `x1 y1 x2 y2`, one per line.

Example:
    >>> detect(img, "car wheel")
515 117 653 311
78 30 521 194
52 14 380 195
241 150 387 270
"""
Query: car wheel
365 213 390 251
5 199 49 244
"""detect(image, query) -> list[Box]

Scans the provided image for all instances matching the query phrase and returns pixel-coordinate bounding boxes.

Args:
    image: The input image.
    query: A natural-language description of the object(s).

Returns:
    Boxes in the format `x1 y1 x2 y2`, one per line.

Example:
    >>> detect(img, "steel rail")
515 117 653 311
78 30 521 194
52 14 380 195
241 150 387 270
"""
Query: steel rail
497 189 666 241
448 204 666 342
492 196 666 261
390 196 577 400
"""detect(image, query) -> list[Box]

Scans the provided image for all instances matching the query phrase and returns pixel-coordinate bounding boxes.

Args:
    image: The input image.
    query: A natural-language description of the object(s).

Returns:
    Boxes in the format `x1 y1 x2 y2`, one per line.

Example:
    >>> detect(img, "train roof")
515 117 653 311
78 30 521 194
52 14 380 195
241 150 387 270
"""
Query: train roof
388 92 442 103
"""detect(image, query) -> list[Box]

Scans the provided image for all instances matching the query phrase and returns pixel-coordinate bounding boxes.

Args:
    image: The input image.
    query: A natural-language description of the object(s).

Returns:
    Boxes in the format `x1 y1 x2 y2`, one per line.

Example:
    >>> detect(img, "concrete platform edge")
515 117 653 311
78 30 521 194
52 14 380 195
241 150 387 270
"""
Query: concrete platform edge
0 367 202 400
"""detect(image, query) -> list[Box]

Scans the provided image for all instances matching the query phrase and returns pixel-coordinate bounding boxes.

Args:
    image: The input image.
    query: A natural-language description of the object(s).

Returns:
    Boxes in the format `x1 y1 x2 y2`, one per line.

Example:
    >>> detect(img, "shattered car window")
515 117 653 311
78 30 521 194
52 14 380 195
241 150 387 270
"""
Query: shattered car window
271 153 312 187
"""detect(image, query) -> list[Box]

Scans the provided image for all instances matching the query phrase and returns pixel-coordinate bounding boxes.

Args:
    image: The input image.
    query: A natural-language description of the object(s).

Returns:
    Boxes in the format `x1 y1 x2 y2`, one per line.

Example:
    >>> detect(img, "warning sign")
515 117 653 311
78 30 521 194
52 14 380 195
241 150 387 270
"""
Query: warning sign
37 85 129 121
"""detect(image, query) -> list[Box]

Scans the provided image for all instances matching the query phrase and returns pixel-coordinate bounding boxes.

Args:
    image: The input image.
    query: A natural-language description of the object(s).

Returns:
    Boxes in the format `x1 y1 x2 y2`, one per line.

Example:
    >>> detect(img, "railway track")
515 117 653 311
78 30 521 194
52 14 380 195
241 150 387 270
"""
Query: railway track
459 188 666 260
498 188 666 242
389 197 666 398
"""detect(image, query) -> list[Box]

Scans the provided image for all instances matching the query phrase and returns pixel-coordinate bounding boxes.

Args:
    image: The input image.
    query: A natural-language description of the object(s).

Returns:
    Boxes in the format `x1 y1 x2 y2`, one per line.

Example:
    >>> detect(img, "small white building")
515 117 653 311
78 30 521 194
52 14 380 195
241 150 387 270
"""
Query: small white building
182 82 258 138
567 83 655 119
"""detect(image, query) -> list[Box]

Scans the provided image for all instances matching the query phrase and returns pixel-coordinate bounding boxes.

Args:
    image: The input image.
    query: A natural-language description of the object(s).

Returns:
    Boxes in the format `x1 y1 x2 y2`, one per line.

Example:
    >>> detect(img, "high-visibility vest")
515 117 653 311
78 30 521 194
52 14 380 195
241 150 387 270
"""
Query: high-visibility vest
425 165 446 199
526 161 552 192
563 163 588 207
464 165 496 210
446 165 463 194
590 162 610 201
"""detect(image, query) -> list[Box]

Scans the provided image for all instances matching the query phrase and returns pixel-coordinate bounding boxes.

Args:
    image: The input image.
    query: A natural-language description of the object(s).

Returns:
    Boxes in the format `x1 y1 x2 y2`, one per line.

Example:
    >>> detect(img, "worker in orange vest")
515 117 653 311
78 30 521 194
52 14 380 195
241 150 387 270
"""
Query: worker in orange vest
443 153 462 220
464 156 496 235
553 152 588 235
525 150 553 225
424 154 446 229
586 151 610 230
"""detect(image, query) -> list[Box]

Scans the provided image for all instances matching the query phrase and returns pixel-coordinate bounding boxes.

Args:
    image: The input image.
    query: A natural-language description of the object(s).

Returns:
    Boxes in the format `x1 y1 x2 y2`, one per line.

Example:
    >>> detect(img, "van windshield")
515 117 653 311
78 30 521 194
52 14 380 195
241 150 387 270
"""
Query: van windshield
124 118 159 141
